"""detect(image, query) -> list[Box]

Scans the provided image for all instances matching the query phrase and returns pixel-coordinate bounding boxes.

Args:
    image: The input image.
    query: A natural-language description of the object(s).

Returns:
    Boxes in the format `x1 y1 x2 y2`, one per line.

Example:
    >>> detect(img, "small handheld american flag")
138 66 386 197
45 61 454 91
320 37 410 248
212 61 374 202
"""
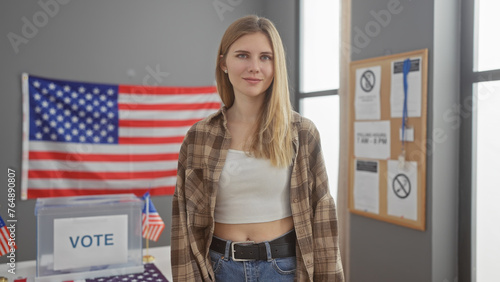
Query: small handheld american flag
141 192 165 242
0 215 16 257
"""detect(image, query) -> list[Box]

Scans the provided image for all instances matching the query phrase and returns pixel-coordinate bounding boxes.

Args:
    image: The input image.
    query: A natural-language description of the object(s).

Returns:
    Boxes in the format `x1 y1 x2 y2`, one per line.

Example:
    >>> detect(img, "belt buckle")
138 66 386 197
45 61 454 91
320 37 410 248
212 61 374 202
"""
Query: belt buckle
231 241 255 262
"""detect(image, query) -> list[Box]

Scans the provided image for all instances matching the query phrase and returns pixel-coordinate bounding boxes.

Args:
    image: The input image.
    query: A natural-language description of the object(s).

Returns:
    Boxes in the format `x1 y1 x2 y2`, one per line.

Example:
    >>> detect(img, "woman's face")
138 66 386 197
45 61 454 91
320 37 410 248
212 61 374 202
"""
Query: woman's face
222 32 274 102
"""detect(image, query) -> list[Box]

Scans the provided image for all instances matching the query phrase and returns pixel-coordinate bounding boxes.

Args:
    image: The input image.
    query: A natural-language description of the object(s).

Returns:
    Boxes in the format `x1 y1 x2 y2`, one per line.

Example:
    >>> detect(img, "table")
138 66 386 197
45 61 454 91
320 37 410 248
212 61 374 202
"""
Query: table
0 246 172 282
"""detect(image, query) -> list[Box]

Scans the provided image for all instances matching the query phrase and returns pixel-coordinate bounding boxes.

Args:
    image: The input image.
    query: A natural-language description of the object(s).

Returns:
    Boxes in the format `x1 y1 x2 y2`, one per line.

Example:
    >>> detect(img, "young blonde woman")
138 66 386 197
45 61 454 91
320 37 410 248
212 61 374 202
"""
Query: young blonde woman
171 15 344 281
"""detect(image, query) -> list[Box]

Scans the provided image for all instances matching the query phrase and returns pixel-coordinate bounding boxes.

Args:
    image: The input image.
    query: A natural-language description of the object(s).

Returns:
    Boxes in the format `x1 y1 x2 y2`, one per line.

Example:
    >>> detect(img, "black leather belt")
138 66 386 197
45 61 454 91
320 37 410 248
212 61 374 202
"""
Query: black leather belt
210 230 296 261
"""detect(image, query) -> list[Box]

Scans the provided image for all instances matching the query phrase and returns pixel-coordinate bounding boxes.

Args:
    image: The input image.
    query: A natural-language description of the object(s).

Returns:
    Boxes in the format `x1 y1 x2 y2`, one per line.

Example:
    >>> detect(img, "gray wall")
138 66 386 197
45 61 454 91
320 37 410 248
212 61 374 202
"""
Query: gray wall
432 0 460 281
349 0 459 281
350 0 433 281
0 0 288 262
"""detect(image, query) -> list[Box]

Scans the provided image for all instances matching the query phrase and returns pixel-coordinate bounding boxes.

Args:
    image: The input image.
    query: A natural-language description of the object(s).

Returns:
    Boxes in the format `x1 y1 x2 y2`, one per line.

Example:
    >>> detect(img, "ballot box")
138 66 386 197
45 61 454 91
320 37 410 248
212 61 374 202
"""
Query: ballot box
34 194 144 282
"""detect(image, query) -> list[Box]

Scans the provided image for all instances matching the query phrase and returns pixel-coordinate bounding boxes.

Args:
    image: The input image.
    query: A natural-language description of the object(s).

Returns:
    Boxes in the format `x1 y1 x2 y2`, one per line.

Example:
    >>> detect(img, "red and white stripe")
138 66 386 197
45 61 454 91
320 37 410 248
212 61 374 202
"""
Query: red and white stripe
0 225 13 256
142 213 165 242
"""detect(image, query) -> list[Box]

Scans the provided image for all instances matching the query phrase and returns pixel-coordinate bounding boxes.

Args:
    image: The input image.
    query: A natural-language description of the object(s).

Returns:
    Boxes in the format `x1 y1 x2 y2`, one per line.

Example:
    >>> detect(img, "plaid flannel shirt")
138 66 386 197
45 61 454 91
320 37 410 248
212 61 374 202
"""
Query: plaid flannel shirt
171 107 344 281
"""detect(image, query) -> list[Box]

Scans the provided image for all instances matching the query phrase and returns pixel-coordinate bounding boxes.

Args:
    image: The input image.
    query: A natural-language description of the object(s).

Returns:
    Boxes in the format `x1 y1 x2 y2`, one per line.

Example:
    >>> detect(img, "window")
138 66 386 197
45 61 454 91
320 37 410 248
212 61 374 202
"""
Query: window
298 0 341 198
300 0 340 92
301 96 340 192
476 1 500 72
475 81 500 281
460 0 500 281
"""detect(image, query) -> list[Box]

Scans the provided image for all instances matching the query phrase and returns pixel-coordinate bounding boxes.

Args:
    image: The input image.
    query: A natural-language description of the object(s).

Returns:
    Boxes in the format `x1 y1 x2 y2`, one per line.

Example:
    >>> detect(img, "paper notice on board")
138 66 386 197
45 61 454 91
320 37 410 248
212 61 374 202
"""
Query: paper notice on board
354 160 379 214
354 121 391 159
390 57 422 117
387 160 418 220
355 66 381 120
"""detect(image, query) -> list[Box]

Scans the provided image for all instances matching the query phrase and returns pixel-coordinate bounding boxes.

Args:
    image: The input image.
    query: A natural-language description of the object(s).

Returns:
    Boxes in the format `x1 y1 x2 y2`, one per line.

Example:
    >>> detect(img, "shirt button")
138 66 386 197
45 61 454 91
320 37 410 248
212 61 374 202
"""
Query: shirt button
299 229 305 235
293 198 298 203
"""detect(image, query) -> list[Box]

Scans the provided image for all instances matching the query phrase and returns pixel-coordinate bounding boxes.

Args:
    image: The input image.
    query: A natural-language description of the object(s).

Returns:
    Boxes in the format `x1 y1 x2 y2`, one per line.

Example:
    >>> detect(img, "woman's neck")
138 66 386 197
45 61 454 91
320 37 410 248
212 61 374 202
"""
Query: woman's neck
228 98 263 123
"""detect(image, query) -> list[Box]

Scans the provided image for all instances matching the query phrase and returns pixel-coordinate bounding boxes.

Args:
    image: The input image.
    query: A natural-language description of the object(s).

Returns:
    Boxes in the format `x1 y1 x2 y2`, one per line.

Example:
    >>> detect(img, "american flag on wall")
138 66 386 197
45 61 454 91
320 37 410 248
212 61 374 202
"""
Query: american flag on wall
21 73 220 200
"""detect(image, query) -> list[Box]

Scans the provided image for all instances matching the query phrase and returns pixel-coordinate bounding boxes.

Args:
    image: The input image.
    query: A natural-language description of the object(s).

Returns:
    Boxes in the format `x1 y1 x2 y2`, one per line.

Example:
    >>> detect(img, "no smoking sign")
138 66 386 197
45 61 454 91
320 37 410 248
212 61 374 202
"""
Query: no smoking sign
392 173 411 199
360 70 376 92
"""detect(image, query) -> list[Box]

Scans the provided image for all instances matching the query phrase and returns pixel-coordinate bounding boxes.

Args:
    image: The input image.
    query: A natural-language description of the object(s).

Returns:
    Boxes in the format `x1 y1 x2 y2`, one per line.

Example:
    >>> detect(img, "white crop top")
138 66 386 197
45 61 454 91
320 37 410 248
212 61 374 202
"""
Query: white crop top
214 149 292 224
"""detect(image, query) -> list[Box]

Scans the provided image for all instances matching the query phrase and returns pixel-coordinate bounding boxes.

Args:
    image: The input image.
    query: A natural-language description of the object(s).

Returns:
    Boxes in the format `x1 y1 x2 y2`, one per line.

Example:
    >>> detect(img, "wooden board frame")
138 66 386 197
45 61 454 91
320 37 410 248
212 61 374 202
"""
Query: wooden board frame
348 49 428 231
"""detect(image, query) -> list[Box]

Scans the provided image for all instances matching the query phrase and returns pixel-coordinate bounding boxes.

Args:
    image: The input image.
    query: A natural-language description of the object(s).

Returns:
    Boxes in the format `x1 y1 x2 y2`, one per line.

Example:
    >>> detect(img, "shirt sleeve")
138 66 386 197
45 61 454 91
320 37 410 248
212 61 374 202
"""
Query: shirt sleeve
307 122 345 281
170 139 207 281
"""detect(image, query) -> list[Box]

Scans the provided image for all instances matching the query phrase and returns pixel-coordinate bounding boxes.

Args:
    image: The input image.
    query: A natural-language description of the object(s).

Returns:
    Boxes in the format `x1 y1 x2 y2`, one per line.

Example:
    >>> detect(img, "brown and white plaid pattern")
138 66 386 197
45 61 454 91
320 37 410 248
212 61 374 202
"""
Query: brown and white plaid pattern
171 107 344 281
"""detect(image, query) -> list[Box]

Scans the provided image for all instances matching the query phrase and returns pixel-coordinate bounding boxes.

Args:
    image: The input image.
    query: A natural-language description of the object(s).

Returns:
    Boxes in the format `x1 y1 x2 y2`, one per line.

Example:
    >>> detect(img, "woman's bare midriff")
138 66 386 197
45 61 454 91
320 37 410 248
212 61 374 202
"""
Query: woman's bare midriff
214 216 294 243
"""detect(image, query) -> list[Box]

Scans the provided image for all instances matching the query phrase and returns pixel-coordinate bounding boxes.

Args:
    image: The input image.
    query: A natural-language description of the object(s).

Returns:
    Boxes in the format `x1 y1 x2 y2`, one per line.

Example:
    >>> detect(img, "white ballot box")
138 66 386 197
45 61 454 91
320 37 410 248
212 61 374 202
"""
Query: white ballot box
34 194 144 282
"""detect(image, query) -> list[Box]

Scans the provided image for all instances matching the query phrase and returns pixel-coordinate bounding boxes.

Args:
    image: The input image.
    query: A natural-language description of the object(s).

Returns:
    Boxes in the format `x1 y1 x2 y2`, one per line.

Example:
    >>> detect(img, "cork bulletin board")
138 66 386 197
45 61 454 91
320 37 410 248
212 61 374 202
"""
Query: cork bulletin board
348 49 428 231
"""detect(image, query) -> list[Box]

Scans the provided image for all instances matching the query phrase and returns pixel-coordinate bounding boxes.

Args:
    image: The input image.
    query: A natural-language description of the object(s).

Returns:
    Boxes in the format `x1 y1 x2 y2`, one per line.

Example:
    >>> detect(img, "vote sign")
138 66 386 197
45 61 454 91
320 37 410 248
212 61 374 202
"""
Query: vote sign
53 215 128 270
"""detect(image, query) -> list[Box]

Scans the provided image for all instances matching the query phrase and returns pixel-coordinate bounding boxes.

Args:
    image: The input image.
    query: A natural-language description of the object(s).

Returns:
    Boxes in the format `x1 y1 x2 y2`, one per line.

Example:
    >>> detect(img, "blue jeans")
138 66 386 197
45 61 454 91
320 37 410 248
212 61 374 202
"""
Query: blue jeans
209 233 296 282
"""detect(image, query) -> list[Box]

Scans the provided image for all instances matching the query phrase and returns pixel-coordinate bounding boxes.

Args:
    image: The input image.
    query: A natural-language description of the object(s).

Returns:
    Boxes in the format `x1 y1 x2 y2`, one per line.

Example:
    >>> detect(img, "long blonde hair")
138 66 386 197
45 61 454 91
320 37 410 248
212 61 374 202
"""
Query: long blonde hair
215 15 294 167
